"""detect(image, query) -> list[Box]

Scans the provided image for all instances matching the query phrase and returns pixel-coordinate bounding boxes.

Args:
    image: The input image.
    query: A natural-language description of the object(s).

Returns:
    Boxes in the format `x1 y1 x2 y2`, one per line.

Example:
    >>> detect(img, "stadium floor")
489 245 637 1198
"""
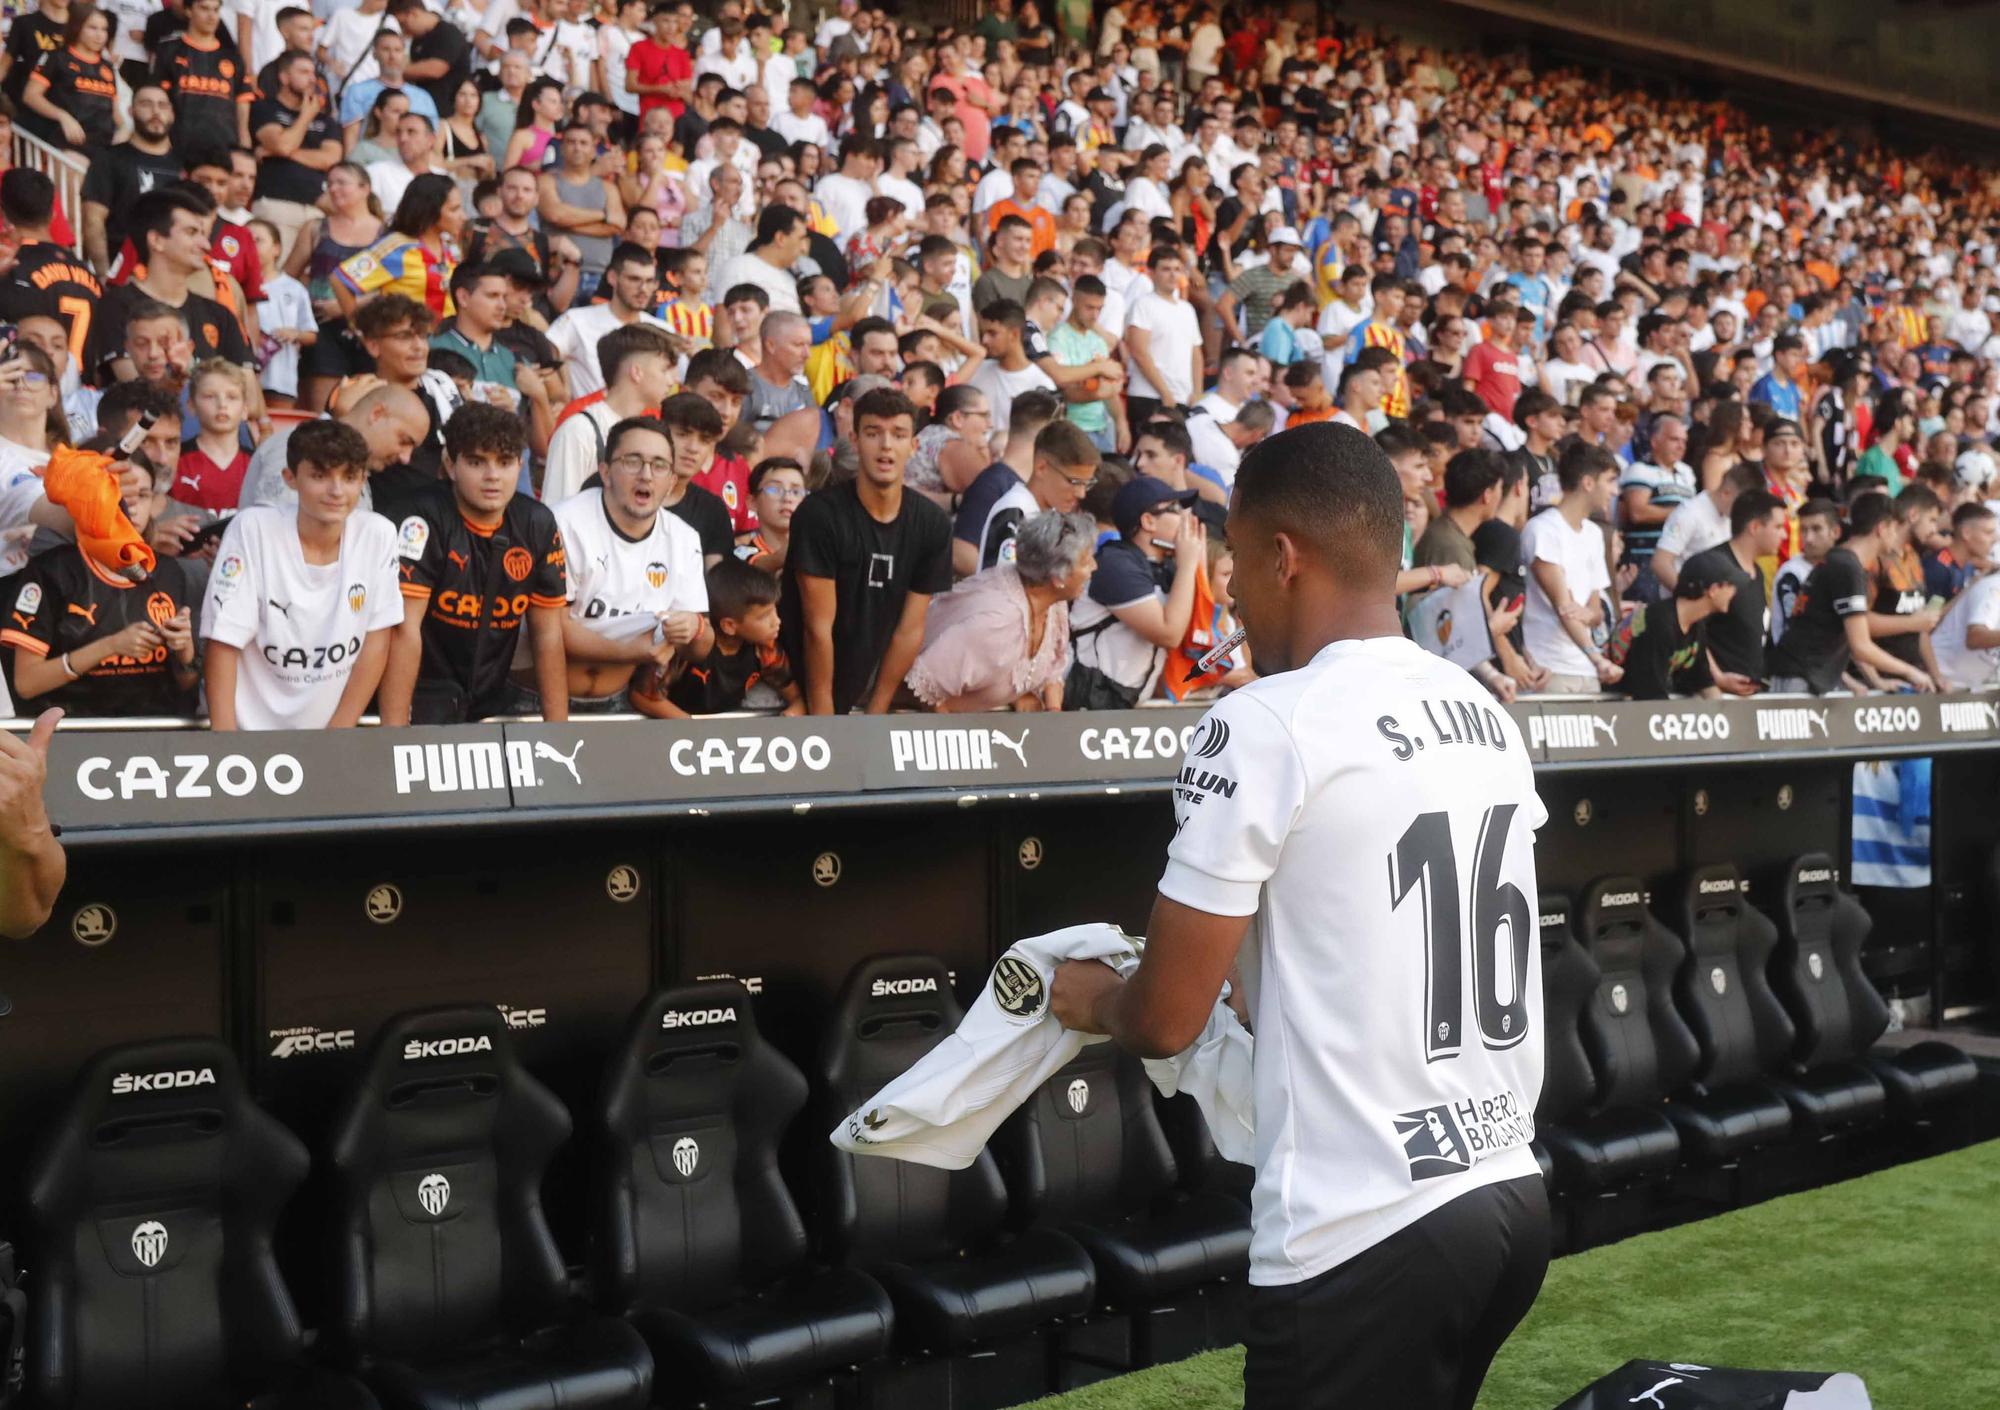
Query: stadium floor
1030 1139 2000 1410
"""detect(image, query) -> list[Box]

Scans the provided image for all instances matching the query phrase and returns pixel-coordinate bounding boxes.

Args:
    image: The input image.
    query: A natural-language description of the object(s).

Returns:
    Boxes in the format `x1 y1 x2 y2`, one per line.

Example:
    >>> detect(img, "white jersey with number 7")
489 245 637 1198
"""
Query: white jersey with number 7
1159 634 1547 1288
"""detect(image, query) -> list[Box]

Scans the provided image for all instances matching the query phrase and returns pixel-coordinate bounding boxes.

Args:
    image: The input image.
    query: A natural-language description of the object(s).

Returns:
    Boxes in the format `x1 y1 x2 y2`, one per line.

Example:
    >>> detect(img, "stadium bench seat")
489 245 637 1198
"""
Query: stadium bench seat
1661 866 1795 1164
1770 856 1974 1127
994 1042 1250 1360
1535 884 1685 1191
590 981 894 1403
23 1037 378 1410
324 1007 652 1410
816 955 1094 1399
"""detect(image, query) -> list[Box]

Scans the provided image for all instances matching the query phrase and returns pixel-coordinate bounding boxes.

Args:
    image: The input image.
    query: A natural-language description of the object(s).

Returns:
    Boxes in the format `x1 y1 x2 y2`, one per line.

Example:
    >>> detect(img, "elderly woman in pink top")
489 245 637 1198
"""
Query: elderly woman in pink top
906 510 1096 712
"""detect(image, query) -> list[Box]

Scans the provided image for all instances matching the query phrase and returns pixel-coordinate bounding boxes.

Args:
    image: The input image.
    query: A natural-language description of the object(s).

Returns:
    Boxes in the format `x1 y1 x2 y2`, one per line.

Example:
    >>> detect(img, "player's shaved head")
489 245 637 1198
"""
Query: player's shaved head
1232 423 1405 592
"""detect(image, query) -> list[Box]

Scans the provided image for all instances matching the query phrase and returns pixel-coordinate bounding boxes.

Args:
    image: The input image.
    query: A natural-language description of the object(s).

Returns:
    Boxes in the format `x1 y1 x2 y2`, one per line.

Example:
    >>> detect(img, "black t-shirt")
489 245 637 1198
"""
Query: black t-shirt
0 241 102 353
743 123 788 160
28 46 119 147
464 219 553 277
672 108 709 156
409 18 471 111
1683 542 1765 681
667 482 734 562
1608 598 1711 701
951 460 1017 546
85 281 252 386
154 32 252 151
395 483 568 718
1472 517 1525 652
1872 547 1929 670
668 637 793 713
2 12 64 103
1768 546 1869 693
80 143 183 259
250 95 343 205
779 479 953 714
367 463 444 525
0 550 199 716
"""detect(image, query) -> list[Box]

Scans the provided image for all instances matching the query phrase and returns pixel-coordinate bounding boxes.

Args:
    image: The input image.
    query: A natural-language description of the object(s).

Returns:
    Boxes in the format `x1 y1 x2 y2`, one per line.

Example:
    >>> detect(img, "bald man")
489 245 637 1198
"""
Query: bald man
235 384 434 515
1052 422 1551 1410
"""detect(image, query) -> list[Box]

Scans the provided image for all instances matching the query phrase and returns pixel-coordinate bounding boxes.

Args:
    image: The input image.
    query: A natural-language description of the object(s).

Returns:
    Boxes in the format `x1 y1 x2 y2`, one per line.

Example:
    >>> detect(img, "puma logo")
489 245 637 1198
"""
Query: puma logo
268 599 293 620
862 1108 887 1131
1629 1379 1685 1408
447 549 470 571
9 611 32 631
65 602 98 625
989 727 1030 767
179 472 202 492
532 739 584 785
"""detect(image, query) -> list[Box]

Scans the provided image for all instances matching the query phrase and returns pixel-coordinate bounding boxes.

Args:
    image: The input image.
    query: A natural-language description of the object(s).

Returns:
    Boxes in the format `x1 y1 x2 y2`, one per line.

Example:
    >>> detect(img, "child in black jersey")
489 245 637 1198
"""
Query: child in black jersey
654 557 801 717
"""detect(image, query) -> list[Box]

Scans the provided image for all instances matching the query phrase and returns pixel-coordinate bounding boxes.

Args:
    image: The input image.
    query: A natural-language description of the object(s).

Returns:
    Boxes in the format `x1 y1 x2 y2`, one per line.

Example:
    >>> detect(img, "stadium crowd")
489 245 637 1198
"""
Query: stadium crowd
0 0 1990 724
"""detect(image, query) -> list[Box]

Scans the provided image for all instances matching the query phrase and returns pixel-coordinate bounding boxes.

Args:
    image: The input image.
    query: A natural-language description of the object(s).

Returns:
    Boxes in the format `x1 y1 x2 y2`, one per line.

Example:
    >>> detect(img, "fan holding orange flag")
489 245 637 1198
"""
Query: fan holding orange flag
39 445 157 584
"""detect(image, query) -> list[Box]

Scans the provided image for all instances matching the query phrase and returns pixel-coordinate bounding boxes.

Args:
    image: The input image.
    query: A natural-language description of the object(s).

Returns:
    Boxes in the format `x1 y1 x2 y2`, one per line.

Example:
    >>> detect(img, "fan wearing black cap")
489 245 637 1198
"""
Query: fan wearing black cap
1063 474 1205 710
1605 554 1737 700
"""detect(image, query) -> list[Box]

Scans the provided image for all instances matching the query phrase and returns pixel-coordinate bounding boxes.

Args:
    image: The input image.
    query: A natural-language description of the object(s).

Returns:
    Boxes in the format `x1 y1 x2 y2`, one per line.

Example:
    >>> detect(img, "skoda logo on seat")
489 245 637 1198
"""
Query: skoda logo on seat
672 1137 700 1178
812 852 841 887
1066 1079 1089 1114
417 1173 451 1217
606 865 640 902
131 1220 168 1268
366 884 403 924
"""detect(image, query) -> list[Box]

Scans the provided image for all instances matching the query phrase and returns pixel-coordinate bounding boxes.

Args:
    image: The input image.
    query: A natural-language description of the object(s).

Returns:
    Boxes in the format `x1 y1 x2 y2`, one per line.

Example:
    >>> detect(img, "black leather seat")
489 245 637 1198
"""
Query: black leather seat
324 1007 651 1410
997 1041 1250 1313
1664 866 1794 1164
591 981 892 1402
816 955 1095 1359
1771 856 1974 1127
1536 884 1684 1189
23 1037 377 1410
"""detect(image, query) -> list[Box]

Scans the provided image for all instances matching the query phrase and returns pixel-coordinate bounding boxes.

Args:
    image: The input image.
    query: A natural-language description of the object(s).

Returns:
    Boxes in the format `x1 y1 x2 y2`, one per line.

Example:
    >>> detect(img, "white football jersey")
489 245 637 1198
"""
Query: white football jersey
1159 635 1546 1287
200 507 406 730
552 489 709 633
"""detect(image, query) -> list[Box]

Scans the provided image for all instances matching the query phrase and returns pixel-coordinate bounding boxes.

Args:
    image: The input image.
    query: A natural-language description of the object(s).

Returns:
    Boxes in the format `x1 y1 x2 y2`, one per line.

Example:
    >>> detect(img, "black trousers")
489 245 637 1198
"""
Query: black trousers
1243 1174 1550 1410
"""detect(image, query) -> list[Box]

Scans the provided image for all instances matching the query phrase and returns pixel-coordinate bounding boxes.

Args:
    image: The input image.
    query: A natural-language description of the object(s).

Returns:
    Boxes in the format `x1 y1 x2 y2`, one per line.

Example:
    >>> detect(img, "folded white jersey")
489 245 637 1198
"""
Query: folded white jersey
1143 1001 1255 1164
830 922 1256 1170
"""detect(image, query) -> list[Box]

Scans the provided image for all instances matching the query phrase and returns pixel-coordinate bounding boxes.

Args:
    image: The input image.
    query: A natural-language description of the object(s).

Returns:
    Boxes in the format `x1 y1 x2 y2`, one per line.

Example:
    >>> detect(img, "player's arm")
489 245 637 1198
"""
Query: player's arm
798 571 838 715
1054 893 1249 1057
865 589 932 714
0 709 66 939
528 602 569 721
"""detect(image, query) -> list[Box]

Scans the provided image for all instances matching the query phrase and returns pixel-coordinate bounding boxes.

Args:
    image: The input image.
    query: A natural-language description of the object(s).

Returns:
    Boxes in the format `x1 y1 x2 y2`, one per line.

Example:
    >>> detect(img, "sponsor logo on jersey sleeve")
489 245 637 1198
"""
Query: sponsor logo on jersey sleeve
13 582 40 615
397 517 429 560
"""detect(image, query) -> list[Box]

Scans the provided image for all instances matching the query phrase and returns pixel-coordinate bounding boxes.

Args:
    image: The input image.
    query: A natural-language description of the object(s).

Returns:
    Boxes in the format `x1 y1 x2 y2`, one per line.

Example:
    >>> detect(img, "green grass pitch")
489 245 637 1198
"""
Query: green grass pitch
1031 1139 2000 1410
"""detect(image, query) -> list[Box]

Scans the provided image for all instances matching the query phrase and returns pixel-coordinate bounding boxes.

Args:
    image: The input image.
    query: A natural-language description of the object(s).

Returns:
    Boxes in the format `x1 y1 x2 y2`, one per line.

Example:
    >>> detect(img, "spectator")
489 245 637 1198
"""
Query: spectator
431 261 555 454
1607 556 1736 701
532 413 710 716
338 28 440 137
332 173 466 325
1065 473 1204 709
908 507 1094 712
736 456 805 574
781 386 951 715
346 294 457 483
1653 462 1762 594
976 418 1098 571
1924 501 1997 602
1931 510 2000 690
201 419 404 730
715 203 807 316
1768 491 1936 695
650 390 734 566
541 322 678 504
1682 488 1789 695
172 361 253 512
1521 441 1622 693
546 241 674 397
79 83 180 278
249 50 343 265
1415 449 1503 578
88 190 255 383
1749 332 1807 421
1618 410 1694 599
236 382 430 513
742 310 815 434
249 220 315 408
1772 498 1843 647
1122 243 1200 421
1866 484 1947 686
1187 400 1274 490
367 113 450 216
951 387 1059 577
380 401 568 723
968 299 1057 446
155 0 254 151
662 555 801 715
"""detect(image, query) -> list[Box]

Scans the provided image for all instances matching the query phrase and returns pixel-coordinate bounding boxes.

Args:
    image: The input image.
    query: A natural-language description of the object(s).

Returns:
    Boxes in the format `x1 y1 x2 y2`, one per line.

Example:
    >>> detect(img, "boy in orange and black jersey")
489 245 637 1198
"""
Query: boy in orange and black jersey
379 402 570 724
656 557 801 716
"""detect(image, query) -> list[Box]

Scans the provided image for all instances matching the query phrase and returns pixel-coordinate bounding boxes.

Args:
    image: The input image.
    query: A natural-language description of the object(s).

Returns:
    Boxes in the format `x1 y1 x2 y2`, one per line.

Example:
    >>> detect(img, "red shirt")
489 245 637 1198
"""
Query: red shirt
695 453 757 533
1463 339 1522 419
112 220 265 302
627 38 691 118
173 443 250 512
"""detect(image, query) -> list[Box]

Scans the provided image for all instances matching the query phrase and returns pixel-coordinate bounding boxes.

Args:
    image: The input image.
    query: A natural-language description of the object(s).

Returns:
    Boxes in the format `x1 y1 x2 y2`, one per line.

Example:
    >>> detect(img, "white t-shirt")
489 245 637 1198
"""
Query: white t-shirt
366 160 447 219
105 0 155 65
771 108 831 149
1770 553 1812 646
256 274 316 399
693 44 758 93
1188 414 1240 486
1520 510 1610 677
235 0 292 73
1192 390 1242 424
540 401 621 507
711 249 802 319
552 487 707 629
1655 492 1731 566
1123 289 1200 404
0 438 49 573
322 8 397 78
814 171 876 246
545 304 676 398
600 20 641 115
1933 573 2000 690
200 506 405 730
968 360 1056 443
1159 635 1545 1286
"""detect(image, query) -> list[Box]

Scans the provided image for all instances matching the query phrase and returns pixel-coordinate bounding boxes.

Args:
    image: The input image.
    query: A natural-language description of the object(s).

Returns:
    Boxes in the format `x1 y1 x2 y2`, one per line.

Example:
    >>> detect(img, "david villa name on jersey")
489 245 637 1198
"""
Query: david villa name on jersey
1375 697 1512 762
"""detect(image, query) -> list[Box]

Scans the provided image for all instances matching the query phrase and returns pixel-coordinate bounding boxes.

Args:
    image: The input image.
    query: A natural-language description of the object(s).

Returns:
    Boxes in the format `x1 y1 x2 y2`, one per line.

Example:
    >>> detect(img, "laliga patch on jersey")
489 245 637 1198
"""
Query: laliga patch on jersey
214 554 245 597
999 537 1017 564
990 953 1045 1022
13 582 40 616
398 516 429 560
346 252 378 281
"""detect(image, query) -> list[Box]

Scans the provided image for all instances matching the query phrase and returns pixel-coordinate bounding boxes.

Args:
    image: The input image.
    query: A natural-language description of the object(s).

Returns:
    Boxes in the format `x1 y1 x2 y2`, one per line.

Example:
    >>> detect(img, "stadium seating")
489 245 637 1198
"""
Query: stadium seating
1533 889 1683 1191
323 1007 653 1410
23 1037 377 1410
816 955 1095 1406
591 981 894 1404
1661 866 1795 1165
994 1042 1251 1365
1768 857 1975 1127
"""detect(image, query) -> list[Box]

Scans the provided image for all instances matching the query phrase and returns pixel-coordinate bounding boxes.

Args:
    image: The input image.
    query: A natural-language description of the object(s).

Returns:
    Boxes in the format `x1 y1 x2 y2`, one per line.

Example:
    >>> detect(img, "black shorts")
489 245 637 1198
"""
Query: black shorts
1243 1174 1550 1410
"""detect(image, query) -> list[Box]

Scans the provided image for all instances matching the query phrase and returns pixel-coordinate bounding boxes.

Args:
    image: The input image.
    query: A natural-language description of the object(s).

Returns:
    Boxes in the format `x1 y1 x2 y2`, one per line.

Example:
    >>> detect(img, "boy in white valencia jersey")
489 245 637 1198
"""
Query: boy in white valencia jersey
1053 421 1550 1410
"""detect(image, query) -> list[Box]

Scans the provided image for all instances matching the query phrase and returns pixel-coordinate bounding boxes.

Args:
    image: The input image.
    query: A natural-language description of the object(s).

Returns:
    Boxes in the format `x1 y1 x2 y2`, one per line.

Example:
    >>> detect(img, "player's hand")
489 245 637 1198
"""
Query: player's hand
157 608 195 664
103 620 162 661
1050 959 1124 1035
0 708 59 855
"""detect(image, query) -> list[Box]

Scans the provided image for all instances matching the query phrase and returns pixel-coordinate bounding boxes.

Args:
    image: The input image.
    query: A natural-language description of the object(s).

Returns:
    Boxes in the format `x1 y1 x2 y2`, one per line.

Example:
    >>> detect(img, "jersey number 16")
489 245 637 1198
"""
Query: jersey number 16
1387 805 1532 1063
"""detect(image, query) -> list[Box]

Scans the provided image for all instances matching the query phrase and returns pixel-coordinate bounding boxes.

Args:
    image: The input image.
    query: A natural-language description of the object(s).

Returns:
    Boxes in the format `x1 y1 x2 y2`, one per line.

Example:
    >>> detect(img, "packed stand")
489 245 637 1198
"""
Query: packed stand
0 0 1991 727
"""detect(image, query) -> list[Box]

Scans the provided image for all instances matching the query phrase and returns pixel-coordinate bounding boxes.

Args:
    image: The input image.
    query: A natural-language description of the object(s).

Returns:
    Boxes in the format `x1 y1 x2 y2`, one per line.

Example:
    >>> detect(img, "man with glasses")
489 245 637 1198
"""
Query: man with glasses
546 242 677 397
521 412 711 715
977 420 1100 571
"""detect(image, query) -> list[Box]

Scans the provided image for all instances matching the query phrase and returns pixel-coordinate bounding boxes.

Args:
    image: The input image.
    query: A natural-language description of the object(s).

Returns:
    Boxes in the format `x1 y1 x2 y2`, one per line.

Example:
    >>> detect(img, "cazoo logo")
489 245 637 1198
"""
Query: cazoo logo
77 751 303 801
1078 723 1198 763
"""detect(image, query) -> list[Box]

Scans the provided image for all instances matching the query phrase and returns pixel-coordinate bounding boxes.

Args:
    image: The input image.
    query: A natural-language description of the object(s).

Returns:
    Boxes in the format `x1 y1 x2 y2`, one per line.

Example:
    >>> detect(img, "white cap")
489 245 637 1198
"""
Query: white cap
1268 226 1303 248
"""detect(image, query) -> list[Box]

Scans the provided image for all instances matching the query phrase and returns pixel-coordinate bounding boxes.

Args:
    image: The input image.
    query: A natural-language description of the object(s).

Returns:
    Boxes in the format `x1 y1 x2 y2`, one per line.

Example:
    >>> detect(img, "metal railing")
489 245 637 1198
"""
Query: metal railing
10 126 87 256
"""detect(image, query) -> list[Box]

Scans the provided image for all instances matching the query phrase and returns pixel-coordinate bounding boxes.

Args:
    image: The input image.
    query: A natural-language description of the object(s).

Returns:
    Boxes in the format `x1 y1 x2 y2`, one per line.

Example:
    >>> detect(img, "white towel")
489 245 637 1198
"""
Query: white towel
831 923 1255 1170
